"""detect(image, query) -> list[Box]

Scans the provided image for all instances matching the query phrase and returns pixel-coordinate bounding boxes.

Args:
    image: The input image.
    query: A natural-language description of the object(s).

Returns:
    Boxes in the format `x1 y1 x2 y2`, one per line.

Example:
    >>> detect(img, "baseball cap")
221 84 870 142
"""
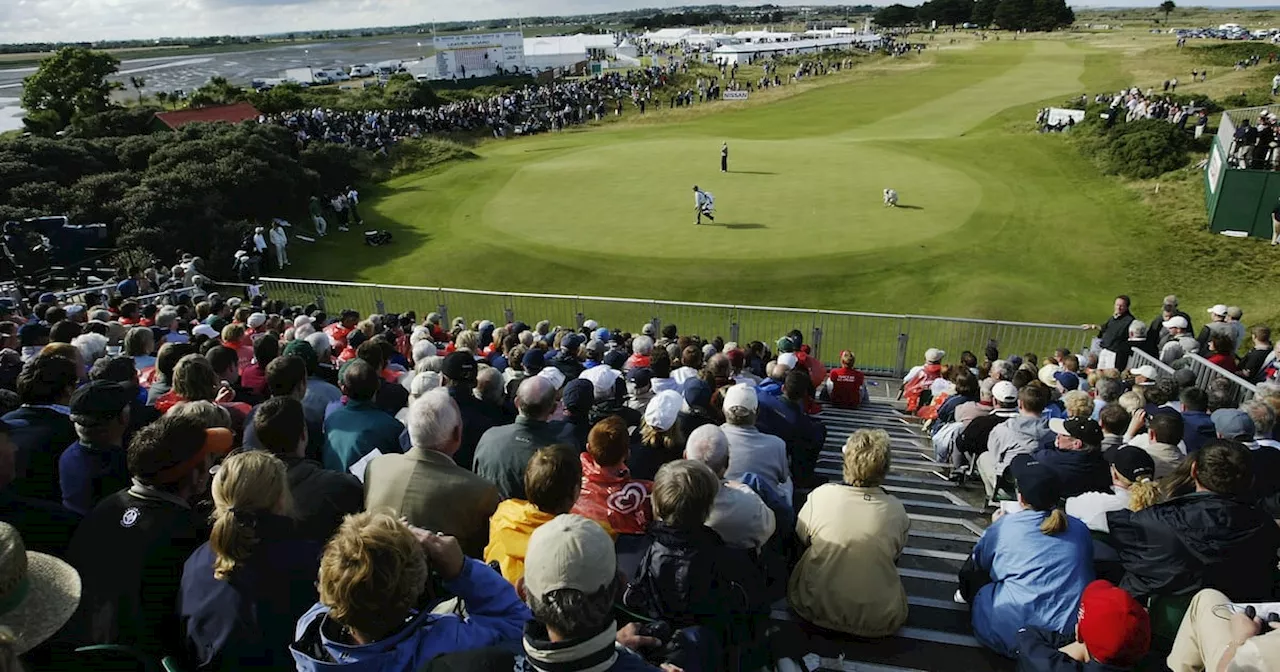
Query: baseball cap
683 378 712 409
294 315 315 328
602 349 627 371
37 293 55 305
1049 417 1104 447
627 367 653 388
561 379 593 415
1208 304 1228 316
153 427 234 485
580 365 620 401
192 324 219 339
924 348 945 363
992 381 1018 403
1009 455 1062 511
441 351 478 383
523 514 616 599
282 340 319 375
521 349 545 373
1053 370 1080 391
1211 408 1255 440
1129 365 1158 384
776 336 795 353
69 380 134 425
1161 316 1189 330
1173 367 1197 388
247 312 267 329
723 383 758 413
643 390 682 431
778 352 797 369
1108 445 1156 483
1077 580 1151 667
537 366 566 390
585 339 606 359
561 333 585 353
18 323 49 347
582 319 599 330
65 304 85 318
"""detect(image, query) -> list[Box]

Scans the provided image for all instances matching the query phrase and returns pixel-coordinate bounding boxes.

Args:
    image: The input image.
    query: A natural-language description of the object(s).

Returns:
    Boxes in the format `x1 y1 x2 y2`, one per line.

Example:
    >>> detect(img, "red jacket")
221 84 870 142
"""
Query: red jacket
828 366 865 409
324 323 353 352
570 453 653 536
625 354 651 371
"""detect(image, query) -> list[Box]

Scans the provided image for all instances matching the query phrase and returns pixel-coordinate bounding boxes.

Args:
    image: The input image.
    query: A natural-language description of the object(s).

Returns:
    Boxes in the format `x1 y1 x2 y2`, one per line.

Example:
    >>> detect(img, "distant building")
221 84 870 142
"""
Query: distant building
710 34 882 65
153 102 261 131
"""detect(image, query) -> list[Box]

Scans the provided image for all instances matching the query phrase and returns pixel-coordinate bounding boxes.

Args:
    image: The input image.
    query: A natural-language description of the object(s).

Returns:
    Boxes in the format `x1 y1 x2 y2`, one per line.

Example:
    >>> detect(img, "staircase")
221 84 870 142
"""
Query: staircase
774 396 1014 672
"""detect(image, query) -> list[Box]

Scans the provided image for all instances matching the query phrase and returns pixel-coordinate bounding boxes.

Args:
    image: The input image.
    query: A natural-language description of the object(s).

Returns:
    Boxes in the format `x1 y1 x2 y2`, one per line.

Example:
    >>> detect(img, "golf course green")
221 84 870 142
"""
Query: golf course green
282 36 1250 325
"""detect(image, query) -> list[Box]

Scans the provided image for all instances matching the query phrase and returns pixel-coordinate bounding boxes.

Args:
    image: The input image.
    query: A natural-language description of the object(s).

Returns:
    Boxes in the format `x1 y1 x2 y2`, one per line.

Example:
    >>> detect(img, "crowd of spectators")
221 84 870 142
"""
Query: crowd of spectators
0 285 1275 671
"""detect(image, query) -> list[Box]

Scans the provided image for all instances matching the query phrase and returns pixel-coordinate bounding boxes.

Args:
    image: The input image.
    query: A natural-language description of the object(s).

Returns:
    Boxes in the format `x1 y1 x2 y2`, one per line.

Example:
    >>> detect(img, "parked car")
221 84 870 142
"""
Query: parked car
349 64 375 77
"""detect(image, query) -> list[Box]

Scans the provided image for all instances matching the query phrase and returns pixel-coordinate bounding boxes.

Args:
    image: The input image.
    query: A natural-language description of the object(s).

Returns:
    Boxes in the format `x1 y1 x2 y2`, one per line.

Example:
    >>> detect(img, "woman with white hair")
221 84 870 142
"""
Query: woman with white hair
627 335 654 371
788 429 910 637
71 332 110 372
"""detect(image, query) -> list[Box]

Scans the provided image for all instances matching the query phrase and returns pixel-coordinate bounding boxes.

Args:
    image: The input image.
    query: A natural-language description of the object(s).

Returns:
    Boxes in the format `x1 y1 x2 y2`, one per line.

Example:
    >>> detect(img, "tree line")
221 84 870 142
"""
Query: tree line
873 0 1074 31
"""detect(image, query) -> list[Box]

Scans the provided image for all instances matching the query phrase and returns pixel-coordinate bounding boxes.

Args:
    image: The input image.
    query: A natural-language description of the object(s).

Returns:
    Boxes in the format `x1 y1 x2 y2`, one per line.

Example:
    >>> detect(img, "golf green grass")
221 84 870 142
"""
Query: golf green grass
285 38 1169 325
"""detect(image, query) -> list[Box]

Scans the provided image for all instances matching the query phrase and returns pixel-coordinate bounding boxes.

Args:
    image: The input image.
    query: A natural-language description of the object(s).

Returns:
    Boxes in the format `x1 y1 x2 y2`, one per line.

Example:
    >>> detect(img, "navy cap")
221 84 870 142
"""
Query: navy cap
18 322 49 346
347 329 368 350
627 367 653 388
522 349 545 373
1010 454 1063 511
1108 445 1156 483
442 351 478 382
38 292 56 305
1053 371 1080 391
561 379 593 416
1050 417 1103 447
562 333 585 352
603 349 627 371
683 378 712 409
69 380 133 423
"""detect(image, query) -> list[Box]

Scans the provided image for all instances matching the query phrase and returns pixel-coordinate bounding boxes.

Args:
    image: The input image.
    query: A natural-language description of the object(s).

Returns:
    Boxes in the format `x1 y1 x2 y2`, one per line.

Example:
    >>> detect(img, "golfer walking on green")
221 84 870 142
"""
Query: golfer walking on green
693 186 715 225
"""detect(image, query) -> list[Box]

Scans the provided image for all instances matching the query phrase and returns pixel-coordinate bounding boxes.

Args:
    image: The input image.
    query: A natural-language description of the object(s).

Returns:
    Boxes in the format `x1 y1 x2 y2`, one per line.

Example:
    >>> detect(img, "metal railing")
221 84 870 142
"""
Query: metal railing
1185 353 1257 406
256 277 1091 377
1128 348 1175 380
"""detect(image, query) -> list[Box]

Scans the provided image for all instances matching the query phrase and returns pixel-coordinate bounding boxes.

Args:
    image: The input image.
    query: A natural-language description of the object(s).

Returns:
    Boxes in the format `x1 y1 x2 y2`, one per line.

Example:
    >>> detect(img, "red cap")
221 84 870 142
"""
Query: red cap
727 349 745 368
1077 580 1150 666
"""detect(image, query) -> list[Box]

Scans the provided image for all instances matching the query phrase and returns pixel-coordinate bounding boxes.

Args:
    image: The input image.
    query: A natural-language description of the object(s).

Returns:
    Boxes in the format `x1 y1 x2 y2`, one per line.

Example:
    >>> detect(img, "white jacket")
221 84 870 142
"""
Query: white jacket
269 228 288 247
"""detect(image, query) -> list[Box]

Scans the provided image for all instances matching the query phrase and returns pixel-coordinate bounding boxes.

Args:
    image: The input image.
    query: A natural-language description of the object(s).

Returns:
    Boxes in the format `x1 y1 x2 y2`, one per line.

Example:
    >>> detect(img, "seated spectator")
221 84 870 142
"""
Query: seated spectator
903 348 945 412
321 359 404 475
146 342 194 401
1180 387 1214 454
1138 409 1186 478
237 331 278 399
366 388 499 558
486 445 597 584
757 370 826 485
827 350 866 409
1107 441 1280 602
3 353 78 503
178 450 320 671
242 354 323 459
627 390 685 482
963 455 1094 658
88 354 161 442
678 378 716 438
1167 588 1280 672
1034 418 1114 498
125 326 156 372
1212 408 1256 447
572 416 654 536
58 380 132 516
1016 580 1151 672
1098 404 1130 457
628 460 763 643
0 417 80 556
1062 390 1093 420
474 376 574 500
977 383 1053 501
252 397 362 543
357 338 410 416
627 334 653 371
561 379 594 449
475 366 514 426
936 368 980 425
1241 400 1280 514
649 348 677 394
683 424 775 551
957 381 1020 470
154 354 252 431
0 522 82 658
1066 445 1160 533
292 337 342 425
443 350 503 469
65 414 232 654
789 429 909 637
720 383 791 503
626 367 654 414
588 368 641 429
289 512 530 668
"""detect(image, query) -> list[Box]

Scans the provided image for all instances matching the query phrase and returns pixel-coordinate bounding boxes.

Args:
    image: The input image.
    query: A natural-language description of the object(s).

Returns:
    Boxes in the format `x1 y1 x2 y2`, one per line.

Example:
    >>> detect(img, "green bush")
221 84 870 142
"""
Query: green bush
1190 42 1280 66
1076 118 1191 179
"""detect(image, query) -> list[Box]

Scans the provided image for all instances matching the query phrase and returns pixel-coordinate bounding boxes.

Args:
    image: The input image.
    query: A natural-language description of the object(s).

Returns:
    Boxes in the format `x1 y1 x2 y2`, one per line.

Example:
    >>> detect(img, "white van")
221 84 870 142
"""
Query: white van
349 64 374 78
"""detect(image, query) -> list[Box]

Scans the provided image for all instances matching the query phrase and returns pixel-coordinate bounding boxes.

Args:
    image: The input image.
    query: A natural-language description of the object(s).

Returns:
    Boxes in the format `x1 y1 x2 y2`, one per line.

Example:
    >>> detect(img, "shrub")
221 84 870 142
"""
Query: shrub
1083 118 1191 179
383 138 477 179
1190 42 1280 66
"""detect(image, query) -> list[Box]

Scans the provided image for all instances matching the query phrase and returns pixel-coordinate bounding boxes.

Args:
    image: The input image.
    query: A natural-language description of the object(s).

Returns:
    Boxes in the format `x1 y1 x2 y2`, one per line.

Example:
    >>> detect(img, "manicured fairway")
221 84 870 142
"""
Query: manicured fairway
284 38 1203 324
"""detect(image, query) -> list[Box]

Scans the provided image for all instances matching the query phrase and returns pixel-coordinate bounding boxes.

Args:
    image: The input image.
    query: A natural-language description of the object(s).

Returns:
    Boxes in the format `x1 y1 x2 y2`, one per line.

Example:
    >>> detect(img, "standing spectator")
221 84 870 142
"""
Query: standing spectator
1205 334 1238 373
789 429 909 637
442 351 499 470
65 415 232 654
365 390 499 559
474 376 575 501
1238 325 1273 382
827 350 865 409
720 383 791 503
268 221 289 269
308 196 327 236
289 513 530 669
321 360 404 475
4 353 78 503
682 424 775 551
963 455 1094 658
0 522 82 656
58 380 132 517
1083 296 1136 371
252 397 362 543
1197 305 1235 354
572 416 654 536
1106 441 1280 603
1016 580 1151 672
485 445 593 584
178 450 320 671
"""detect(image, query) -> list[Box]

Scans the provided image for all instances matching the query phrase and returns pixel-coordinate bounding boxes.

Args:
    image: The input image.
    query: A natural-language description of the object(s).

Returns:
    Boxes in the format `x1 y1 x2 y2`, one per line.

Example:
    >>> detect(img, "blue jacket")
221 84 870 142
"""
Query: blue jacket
1030 448 1111 499
178 515 321 670
290 558 531 671
1015 627 1132 672
321 399 404 473
970 510 1094 658
58 440 129 516
1181 410 1214 454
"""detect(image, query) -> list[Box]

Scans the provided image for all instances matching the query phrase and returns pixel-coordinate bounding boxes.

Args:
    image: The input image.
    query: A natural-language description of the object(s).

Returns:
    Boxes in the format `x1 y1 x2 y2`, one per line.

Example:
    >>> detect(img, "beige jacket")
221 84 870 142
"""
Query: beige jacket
787 483 910 637
364 446 500 558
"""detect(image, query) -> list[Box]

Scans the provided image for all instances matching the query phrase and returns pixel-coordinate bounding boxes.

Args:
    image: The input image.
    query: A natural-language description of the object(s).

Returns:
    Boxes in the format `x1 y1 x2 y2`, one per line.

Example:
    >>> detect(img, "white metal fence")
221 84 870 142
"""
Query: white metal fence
1185 352 1258 406
257 277 1091 377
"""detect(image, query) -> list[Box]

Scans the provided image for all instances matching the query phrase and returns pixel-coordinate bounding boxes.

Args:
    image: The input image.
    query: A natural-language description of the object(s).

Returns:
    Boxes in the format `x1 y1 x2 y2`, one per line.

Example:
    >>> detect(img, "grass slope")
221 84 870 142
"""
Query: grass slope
283 35 1269 329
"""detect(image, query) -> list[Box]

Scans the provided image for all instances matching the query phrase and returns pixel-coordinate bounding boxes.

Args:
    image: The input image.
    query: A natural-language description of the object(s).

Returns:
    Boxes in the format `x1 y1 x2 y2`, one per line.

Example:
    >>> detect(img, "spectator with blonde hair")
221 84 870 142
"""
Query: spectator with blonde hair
1066 445 1162 533
789 429 910 637
1063 390 1093 420
290 512 529 669
178 450 320 670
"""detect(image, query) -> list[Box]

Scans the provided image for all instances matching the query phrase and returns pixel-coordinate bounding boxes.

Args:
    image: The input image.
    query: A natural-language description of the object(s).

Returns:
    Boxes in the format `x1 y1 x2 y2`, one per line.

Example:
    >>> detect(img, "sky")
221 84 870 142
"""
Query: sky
2 0 1280 44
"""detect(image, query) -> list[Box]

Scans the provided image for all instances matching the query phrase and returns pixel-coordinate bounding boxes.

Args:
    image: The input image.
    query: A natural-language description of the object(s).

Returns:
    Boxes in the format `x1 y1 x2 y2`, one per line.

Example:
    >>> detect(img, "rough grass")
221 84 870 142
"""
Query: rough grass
282 32 1280 330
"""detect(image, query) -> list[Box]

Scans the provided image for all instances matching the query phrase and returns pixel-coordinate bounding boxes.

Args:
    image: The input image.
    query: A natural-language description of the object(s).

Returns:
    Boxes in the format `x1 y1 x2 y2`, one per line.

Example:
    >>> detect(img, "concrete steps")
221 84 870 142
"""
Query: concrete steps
781 400 1012 672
